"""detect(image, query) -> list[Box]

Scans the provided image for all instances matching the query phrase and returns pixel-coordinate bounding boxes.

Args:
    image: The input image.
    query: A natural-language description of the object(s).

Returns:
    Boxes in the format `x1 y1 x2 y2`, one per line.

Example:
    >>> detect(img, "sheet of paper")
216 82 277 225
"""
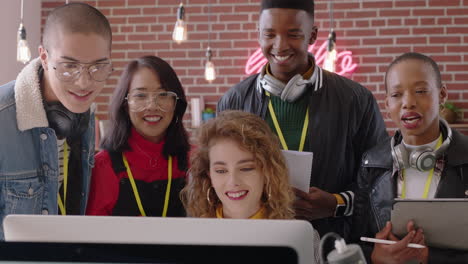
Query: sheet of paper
281 150 313 193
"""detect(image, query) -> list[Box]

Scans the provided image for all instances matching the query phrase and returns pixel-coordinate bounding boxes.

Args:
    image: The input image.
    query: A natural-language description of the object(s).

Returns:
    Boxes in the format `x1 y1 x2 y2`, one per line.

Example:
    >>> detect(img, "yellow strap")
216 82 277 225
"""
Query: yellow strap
122 154 173 217
265 91 309 151
162 156 172 217
58 142 68 216
57 194 65 216
123 154 147 216
422 170 434 199
267 97 288 150
299 111 309 152
402 135 443 199
401 169 406 199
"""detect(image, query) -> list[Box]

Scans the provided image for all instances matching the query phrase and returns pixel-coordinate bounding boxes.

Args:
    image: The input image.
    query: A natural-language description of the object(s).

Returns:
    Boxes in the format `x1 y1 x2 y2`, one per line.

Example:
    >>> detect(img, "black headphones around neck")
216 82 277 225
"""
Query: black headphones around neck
44 102 90 140
391 119 452 172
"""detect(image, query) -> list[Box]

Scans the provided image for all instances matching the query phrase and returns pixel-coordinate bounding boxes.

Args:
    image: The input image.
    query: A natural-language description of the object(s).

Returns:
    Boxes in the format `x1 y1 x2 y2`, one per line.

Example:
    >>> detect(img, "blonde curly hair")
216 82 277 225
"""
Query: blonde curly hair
180 110 295 219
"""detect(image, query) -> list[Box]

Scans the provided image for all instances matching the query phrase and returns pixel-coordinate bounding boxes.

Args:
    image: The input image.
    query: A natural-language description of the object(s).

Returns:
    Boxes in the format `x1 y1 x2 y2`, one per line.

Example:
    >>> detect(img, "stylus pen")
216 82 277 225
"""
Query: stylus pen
360 237 426 249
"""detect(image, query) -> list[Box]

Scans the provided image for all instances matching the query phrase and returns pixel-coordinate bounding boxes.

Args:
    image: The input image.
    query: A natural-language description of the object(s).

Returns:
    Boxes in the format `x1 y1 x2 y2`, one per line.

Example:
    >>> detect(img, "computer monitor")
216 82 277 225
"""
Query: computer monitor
3 215 317 264
0 241 297 264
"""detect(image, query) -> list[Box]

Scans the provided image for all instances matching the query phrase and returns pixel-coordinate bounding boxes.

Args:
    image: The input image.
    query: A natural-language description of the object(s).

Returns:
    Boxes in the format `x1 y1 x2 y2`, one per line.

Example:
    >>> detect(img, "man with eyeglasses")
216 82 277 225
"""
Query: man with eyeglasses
0 3 112 240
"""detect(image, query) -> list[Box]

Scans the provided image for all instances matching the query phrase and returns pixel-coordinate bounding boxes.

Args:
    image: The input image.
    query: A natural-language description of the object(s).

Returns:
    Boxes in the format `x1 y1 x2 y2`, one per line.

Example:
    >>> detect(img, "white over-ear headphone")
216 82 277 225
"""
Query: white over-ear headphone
391 119 452 171
257 64 319 103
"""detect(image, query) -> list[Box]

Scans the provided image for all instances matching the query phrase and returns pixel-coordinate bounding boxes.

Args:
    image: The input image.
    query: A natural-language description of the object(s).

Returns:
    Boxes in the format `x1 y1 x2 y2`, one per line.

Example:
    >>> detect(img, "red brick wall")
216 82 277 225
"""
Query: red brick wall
41 0 468 133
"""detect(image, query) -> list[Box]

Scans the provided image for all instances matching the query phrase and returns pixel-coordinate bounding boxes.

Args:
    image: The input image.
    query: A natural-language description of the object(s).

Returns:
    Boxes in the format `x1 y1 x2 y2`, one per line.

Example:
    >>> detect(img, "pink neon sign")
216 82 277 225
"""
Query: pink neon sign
245 40 358 76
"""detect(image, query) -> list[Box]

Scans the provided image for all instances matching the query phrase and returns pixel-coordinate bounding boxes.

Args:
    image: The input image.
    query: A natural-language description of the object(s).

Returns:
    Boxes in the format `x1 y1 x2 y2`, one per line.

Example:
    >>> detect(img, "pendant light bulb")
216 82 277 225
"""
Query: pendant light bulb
323 30 337 73
204 47 216 82
172 3 187 44
17 23 31 64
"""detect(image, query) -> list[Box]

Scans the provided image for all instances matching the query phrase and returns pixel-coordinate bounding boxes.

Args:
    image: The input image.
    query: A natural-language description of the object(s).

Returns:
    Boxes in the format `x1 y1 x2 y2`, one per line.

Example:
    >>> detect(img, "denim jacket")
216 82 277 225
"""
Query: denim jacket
0 58 95 240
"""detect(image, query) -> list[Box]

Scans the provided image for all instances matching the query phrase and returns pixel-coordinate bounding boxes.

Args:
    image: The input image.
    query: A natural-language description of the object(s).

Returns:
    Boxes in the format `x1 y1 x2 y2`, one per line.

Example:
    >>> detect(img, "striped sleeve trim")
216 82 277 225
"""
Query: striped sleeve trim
340 191 354 217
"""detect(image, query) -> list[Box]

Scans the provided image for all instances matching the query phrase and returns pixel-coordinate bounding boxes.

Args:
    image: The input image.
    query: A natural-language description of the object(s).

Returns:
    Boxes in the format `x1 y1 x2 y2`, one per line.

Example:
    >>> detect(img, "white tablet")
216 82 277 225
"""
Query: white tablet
391 198 468 250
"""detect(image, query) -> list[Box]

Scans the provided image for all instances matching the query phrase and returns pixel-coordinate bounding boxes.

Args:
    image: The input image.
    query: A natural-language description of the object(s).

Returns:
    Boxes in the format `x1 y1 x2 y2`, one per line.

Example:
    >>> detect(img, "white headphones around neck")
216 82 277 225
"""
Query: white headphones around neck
257 64 318 103
391 119 452 172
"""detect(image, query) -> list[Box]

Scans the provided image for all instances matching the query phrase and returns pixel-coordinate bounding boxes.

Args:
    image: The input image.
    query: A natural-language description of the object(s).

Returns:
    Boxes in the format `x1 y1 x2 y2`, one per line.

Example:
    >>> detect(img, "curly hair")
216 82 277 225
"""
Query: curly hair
180 110 294 219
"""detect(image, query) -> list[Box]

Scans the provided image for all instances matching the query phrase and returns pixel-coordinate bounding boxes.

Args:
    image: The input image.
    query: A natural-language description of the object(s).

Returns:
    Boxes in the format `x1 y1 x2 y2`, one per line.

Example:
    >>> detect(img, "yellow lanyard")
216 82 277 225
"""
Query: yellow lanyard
122 154 172 217
266 91 309 151
58 142 68 216
401 135 443 199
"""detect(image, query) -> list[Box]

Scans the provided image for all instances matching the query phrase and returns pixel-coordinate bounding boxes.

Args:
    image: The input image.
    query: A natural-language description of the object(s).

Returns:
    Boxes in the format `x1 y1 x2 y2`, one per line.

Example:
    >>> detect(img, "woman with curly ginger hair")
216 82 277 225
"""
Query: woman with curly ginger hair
181 110 294 219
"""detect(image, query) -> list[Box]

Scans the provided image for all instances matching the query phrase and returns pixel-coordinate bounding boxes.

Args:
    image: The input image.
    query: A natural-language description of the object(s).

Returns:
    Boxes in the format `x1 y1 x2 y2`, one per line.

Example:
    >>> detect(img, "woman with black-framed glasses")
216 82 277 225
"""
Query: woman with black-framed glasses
86 56 190 217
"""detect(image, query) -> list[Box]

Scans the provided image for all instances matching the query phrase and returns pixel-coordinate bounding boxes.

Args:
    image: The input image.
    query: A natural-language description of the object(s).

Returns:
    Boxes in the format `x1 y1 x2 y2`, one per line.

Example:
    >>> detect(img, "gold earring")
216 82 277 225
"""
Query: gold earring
264 185 272 202
206 187 213 205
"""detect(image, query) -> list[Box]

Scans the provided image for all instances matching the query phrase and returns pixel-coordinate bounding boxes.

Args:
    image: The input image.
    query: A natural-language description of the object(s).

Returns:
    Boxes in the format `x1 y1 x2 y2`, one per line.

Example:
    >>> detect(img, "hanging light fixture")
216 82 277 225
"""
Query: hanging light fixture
323 0 337 73
172 3 187 44
204 0 216 82
324 30 337 72
205 47 216 82
17 0 31 64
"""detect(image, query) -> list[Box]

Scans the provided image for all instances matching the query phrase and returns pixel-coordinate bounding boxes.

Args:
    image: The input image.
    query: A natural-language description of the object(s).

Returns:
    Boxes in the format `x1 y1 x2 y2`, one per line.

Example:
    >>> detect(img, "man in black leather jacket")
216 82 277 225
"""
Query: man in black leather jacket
217 0 387 238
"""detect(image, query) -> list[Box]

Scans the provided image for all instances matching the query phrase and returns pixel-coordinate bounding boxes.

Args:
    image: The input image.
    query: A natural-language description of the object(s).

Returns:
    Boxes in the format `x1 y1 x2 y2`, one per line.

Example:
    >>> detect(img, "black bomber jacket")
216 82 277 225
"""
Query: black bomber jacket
217 66 388 238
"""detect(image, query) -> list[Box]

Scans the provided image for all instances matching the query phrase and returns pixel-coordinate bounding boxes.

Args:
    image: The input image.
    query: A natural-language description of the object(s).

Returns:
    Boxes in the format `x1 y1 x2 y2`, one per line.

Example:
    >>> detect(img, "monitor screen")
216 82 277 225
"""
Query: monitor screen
0 241 298 264
3 215 316 264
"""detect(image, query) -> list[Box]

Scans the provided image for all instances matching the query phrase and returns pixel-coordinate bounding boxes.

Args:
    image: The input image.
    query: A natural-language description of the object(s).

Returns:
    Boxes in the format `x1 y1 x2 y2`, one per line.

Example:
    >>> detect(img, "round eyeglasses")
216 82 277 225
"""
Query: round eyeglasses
126 91 179 112
52 61 113 82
